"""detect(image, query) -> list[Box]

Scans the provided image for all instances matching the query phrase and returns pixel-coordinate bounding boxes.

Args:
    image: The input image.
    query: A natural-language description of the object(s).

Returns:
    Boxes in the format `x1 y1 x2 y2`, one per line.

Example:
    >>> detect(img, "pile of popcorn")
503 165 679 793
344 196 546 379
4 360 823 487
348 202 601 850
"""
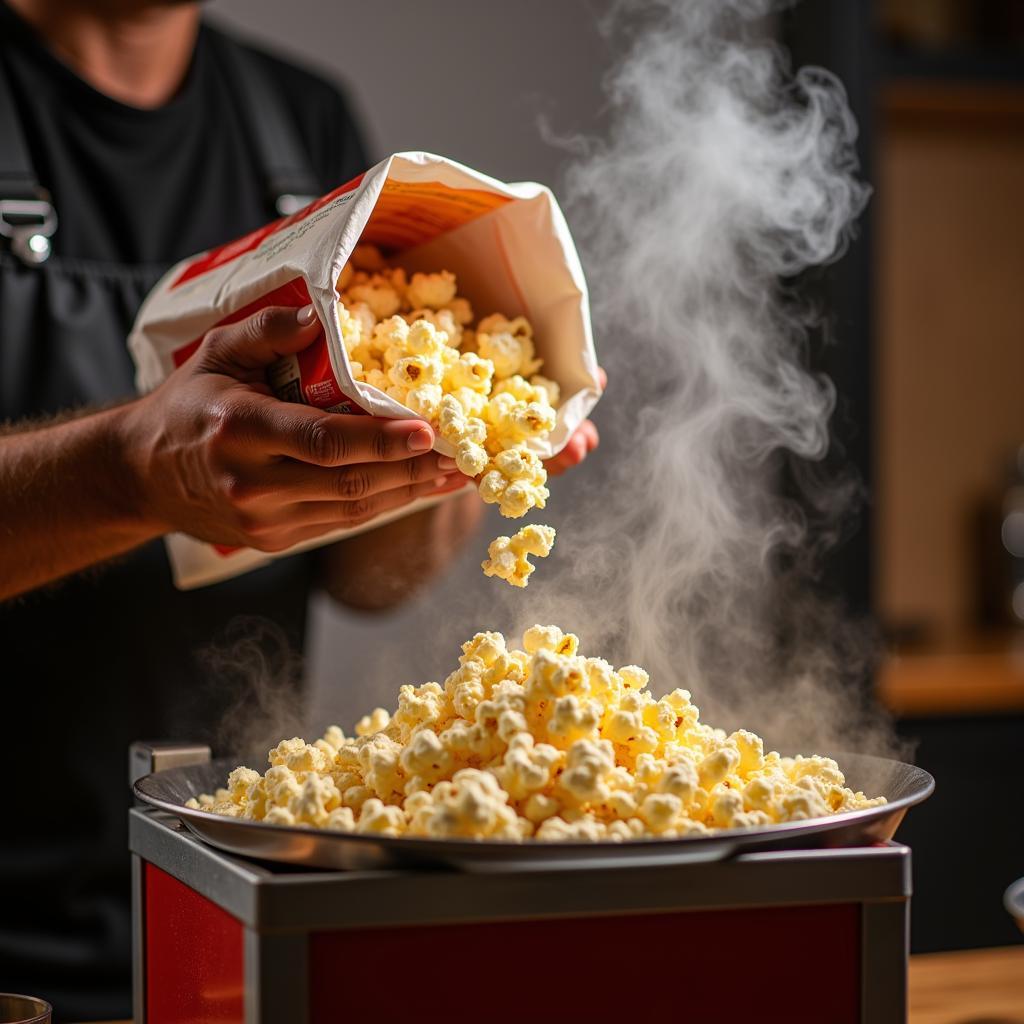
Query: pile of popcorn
335 246 558 524
190 625 885 841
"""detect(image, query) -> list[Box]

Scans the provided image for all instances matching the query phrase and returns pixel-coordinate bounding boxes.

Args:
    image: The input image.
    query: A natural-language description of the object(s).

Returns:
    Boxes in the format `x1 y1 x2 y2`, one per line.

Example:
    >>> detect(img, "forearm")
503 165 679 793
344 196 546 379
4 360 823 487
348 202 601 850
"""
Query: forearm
319 488 482 611
0 406 160 601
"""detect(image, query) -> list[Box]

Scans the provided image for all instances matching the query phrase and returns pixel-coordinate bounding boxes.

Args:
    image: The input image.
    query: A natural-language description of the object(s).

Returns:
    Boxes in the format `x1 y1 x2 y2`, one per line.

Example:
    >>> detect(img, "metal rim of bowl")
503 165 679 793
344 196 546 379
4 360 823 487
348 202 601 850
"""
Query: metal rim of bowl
133 749 935 867
0 993 52 1024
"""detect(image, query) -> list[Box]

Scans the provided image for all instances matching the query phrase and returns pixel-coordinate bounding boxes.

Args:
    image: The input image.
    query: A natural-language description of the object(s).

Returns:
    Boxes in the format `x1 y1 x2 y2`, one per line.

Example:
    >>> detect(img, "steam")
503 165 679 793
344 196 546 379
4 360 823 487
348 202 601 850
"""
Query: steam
200 618 307 759
516 0 896 756
215 0 901 765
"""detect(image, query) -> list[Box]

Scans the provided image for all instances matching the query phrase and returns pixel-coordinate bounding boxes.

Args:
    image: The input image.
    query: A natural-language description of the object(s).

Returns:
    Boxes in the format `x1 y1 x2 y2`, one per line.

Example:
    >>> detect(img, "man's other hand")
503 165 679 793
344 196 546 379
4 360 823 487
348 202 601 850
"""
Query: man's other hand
544 367 605 477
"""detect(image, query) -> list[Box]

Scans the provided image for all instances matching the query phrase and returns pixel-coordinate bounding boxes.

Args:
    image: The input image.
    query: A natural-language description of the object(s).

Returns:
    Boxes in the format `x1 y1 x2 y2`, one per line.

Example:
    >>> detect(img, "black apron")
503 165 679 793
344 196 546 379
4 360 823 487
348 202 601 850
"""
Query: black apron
0 33 321 1022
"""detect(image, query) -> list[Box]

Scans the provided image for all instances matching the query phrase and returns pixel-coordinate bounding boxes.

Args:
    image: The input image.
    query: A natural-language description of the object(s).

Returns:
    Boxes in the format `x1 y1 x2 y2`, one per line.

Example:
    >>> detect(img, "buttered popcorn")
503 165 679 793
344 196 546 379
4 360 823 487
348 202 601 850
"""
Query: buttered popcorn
482 525 556 588
335 246 557 527
193 626 885 841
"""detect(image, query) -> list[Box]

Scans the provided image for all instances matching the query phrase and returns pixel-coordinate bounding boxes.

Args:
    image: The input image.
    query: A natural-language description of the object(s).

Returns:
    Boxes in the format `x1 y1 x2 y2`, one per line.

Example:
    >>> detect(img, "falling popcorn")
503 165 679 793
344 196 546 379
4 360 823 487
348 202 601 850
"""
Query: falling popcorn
482 525 556 588
478 447 549 518
192 625 885 840
335 245 563 572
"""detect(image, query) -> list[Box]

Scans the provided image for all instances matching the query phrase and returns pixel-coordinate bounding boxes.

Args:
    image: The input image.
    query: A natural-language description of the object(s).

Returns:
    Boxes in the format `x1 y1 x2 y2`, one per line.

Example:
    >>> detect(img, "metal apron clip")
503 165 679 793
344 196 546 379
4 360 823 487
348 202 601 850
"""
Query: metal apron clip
0 188 58 265
0 50 59 265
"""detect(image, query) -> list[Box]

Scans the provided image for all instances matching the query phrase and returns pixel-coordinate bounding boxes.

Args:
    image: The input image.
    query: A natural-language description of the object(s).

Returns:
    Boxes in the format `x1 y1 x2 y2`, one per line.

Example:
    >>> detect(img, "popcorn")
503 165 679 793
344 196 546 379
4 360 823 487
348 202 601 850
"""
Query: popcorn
196 628 885 841
326 806 356 831
356 798 406 835
389 354 443 390
333 257 565 581
479 447 549 518
405 383 444 422
407 768 522 839
226 766 260 803
355 708 390 737
263 807 296 826
292 774 341 827
530 374 560 407
481 524 556 588
344 273 403 320
406 307 464 345
445 352 494 394
455 439 489 477
406 318 450 356
406 270 457 310
476 314 542 379
492 375 550 406
523 625 578 656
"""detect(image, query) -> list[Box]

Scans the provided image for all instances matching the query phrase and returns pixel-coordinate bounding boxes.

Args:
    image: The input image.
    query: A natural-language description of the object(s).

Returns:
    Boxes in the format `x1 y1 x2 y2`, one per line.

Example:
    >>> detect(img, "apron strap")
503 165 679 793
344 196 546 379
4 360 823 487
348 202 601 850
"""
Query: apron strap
214 36 323 217
0 56 38 200
0 55 58 263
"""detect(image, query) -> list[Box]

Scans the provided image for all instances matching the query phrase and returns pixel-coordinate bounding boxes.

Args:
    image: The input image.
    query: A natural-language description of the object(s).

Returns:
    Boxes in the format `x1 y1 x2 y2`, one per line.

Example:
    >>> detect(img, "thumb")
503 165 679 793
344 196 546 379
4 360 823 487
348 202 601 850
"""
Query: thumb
196 304 322 379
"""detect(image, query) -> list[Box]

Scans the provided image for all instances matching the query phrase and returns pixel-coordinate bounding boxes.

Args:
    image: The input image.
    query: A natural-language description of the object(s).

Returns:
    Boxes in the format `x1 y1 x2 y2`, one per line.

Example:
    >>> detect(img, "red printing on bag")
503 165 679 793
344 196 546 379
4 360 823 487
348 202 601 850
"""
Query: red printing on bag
170 172 365 289
171 278 312 366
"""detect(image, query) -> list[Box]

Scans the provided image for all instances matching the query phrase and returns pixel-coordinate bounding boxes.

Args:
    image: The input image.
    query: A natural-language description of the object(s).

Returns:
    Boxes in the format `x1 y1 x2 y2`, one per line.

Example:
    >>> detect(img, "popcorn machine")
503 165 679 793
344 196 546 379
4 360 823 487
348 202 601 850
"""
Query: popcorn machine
131 742 930 1024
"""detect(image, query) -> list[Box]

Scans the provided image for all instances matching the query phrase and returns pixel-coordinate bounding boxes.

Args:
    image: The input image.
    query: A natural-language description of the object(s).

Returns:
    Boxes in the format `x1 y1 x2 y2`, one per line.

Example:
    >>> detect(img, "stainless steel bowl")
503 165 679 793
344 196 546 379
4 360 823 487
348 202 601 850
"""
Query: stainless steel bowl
134 750 934 872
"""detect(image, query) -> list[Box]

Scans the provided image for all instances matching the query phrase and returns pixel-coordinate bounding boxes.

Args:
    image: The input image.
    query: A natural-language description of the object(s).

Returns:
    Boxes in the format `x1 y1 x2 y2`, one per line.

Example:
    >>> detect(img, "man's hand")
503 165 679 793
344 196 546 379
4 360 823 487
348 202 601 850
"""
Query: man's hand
121 304 464 553
0 304 465 602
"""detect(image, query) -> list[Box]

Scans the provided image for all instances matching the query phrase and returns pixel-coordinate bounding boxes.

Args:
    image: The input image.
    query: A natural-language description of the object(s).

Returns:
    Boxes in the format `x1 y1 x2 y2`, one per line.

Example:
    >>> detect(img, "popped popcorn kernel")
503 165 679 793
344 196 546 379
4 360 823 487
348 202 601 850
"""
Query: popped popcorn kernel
343 273 402 320
199 627 883 841
476 314 542 379
479 447 549 518
406 270 457 310
482 524 556 588
355 708 390 737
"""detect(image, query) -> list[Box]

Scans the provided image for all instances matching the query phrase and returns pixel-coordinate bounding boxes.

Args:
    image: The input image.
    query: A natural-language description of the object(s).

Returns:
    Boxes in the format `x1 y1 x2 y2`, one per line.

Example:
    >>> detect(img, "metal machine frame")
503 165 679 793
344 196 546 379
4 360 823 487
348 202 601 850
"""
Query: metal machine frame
131 806 910 1023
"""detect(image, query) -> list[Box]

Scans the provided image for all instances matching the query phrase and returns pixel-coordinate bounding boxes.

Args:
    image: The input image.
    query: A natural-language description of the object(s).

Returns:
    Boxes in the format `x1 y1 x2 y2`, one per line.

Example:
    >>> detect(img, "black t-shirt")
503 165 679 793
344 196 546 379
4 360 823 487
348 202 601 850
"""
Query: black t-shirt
0 5 368 1020
2 6 367 264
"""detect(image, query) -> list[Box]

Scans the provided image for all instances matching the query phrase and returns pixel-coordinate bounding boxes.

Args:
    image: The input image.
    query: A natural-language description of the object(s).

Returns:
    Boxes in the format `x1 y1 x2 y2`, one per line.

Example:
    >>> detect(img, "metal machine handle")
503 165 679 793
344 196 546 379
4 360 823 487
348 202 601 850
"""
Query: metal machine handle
129 740 211 787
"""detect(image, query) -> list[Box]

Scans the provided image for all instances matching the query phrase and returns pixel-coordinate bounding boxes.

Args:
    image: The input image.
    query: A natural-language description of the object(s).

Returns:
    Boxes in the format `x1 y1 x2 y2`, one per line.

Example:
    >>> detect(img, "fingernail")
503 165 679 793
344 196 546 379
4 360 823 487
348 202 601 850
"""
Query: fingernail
437 455 457 471
297 303 317 325
408 427 433 452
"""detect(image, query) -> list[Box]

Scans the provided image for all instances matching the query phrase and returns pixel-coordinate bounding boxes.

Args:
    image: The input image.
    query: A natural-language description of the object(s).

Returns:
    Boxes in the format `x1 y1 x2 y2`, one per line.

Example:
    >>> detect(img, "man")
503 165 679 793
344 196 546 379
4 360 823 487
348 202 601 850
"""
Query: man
0 1 599 1017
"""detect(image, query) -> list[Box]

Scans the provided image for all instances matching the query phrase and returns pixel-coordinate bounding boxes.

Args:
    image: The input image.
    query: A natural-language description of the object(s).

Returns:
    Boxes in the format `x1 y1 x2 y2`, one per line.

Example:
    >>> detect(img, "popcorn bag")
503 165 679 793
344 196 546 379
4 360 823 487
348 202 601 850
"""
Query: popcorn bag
128 152 601 589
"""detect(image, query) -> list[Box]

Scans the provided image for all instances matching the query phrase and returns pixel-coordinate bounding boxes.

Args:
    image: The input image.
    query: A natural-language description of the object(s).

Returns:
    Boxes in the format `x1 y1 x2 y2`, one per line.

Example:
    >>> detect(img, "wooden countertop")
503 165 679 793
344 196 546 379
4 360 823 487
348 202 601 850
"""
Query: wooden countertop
909 945 1024 1024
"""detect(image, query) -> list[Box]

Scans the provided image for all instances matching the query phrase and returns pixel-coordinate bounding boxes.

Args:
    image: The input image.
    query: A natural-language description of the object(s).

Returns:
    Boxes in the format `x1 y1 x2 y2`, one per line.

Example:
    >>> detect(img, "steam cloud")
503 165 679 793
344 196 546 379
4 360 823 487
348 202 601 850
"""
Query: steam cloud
516 0 897 758
219 0 902 766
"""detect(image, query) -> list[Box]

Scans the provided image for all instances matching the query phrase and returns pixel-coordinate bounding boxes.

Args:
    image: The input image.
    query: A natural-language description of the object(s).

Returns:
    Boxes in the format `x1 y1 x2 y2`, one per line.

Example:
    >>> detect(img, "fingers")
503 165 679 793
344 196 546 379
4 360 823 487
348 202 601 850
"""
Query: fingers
597 366 608 389
295 474 455 528
264 450 458 502
546 419 600 477
249 474 466 552
235 398 435 467
197 304 322 379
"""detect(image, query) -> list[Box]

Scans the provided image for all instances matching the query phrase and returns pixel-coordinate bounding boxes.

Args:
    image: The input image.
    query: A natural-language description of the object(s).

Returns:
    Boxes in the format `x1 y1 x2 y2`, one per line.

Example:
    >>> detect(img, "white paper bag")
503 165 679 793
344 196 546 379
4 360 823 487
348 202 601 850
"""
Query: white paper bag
128 152 600 589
